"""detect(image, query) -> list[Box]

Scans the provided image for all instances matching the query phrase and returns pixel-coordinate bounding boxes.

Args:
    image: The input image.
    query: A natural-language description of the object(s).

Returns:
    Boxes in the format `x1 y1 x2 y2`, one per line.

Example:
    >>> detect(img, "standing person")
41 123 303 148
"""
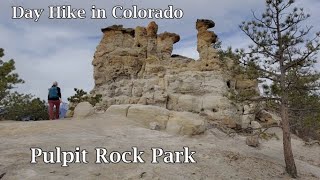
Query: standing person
48 81 62 120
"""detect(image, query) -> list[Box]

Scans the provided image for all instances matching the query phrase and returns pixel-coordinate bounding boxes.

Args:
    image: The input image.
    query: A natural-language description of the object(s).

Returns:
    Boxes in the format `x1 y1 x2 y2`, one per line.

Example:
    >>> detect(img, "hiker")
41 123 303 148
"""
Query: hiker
48 81 62 120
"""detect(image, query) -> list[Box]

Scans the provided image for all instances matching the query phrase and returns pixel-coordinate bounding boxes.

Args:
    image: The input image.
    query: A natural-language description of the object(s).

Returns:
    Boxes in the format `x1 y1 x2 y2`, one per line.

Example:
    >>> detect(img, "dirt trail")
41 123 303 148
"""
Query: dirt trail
0 113 319 180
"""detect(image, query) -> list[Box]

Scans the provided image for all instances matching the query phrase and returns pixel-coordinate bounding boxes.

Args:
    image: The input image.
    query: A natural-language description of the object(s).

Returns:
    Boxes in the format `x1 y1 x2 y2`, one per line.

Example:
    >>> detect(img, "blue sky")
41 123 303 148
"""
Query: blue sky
0 0 319 101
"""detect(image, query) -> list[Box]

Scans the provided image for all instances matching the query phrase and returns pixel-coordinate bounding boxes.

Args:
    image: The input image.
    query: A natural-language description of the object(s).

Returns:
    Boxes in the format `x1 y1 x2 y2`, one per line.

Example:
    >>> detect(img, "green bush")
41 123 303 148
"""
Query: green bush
67 88 102 108
1 92 49 121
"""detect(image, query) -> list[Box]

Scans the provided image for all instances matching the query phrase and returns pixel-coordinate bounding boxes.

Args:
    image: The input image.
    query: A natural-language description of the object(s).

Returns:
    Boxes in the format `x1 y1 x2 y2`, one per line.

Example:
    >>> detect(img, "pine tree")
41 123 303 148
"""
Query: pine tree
239 0 320 177
2 92 49 120
0 48 24 104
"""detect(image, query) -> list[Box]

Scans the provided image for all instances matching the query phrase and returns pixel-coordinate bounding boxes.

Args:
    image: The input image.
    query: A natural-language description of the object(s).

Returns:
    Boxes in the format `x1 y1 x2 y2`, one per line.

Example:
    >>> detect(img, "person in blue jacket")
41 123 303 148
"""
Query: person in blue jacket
48 81 62 120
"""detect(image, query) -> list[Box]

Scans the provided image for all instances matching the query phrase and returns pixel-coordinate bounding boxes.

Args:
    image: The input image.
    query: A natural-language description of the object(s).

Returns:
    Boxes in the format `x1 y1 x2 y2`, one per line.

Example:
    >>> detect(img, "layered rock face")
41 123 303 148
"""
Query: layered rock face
91 19 259 128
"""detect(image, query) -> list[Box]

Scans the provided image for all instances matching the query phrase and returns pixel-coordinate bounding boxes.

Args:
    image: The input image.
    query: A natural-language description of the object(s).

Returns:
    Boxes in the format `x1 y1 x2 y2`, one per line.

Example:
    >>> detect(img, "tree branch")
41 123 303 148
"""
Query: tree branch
284 42 320 70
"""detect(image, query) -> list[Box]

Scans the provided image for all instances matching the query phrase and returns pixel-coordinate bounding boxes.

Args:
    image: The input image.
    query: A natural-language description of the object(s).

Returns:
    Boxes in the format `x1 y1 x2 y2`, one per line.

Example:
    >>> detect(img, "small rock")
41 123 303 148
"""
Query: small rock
250 121 262 134
243 104 250 114
241 114 255 129
250 121 262 130
246 136 259 147
149 122 161 130
222 118 237 129
226 152 240 161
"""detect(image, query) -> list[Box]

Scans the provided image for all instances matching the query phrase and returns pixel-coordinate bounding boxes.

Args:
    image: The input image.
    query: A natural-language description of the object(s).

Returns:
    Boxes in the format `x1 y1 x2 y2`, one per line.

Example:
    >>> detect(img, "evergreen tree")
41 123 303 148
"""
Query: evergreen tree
2 92 49 120
239 0 320 177
0 48 24 104
0 48 48 121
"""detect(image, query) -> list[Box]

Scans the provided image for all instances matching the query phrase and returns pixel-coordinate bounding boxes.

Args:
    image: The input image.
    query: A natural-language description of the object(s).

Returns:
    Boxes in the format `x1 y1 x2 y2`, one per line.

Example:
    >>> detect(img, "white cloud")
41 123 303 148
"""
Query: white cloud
0 23 96 101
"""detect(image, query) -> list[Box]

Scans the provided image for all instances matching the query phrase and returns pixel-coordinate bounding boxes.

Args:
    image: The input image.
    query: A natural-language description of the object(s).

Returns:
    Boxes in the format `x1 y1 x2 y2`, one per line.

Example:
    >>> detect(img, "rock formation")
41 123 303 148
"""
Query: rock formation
105 104 207 136
196 19 218 60
90 19 268 132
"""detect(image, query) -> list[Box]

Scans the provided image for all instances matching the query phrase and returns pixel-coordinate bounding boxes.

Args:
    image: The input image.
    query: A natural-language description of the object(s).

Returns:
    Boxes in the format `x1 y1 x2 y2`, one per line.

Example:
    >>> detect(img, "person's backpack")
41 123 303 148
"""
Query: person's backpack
48 87 59 99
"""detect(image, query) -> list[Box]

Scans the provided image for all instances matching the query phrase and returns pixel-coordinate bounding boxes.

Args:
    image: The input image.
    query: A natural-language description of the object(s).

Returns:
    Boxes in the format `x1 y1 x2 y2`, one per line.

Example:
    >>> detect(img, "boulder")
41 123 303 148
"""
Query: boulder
166 112 206 135
127 105 170 130
256 110 281 126
73 102 94 119
105 105 131 117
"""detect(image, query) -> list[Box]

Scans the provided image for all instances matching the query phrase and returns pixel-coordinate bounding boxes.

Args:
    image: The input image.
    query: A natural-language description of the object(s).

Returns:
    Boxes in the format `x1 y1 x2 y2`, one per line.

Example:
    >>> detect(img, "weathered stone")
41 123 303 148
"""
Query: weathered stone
246 136 259 147
243 103 257 115
222 118 237 129
73 102 94 119
250 121 262 134
91 20 264 133
256 110 281 126
176 95 200 112
241 114 255 129
101 25 135 36
147 21 158 38
166 112 206 135
157 32 180 59
149 122 161 130
127 105 170 130
196 19 218 60
196 19 215 31
250 121 262 129
105 104 131 117
135 26 147 48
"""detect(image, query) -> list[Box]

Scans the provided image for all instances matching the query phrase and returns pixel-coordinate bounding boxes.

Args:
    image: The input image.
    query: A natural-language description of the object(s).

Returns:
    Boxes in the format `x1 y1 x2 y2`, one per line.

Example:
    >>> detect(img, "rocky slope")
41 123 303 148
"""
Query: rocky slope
0 114 319 180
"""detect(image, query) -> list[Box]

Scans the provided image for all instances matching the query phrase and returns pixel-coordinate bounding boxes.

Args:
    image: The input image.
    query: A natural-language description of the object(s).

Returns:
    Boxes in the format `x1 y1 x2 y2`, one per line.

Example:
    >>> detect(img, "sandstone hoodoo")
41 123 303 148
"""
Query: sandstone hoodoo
91 19 274 134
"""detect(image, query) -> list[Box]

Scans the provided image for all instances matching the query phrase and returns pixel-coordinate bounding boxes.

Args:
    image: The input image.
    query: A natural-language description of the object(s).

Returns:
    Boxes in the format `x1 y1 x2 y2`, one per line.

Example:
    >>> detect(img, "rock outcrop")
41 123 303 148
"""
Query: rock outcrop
91 19 263 132
105 104 207 135
73 102 95 119
196 19 218 61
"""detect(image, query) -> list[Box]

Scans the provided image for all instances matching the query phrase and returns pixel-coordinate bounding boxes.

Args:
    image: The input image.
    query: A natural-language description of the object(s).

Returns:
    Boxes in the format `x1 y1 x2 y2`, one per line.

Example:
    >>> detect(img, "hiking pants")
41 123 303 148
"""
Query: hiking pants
48 100 60 120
